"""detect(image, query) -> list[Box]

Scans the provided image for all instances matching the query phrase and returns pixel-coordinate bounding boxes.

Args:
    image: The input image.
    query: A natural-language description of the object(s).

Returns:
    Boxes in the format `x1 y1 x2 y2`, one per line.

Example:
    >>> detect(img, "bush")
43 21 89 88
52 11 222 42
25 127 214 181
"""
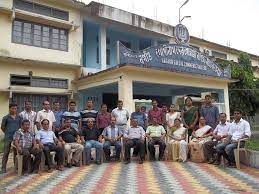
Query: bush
246 139 259 151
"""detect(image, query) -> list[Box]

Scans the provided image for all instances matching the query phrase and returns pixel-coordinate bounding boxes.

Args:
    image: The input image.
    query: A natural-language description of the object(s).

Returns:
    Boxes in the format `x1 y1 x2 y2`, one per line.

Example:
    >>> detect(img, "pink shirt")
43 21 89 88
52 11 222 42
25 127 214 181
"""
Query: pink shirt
97 112 111 129
148 108 163 125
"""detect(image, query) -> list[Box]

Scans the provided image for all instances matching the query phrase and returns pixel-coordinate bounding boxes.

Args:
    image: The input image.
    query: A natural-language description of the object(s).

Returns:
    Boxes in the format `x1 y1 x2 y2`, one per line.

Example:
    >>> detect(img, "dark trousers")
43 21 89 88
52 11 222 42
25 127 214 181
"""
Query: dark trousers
103 141 122 160
20 148 42 172
1 140 16 171
203 140 218 161
43 143 64 167
124 139 145 161
148 137 166 160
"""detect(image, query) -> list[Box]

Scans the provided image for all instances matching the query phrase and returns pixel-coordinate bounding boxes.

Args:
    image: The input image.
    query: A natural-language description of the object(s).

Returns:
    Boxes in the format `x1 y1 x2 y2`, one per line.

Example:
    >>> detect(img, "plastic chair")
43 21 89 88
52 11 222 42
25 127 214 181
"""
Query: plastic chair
11 142 34 176
234 138 249 169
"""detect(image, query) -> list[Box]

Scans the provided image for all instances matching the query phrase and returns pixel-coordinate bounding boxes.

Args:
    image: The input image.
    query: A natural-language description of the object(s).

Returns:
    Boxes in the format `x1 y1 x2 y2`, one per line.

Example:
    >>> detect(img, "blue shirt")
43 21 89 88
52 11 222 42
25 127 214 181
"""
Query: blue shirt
200 105 219 130
62 111 81 131
1 114 22 141
54 110 63 129
36 129 57 144
131 112 146 128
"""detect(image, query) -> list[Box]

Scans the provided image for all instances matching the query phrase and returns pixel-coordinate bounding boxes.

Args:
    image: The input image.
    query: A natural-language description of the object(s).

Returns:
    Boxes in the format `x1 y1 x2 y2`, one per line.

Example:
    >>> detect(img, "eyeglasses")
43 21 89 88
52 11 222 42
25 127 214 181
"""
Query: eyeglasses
44 104 50 105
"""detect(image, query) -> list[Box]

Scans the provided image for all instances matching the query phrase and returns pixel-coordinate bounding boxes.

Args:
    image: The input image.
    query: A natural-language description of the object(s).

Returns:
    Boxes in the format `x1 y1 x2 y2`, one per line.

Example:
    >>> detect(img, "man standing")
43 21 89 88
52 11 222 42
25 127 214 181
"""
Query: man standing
102 117 122 162
62 101 81 132
200 95 219 130
216 109 251 167
58 118 84 167
111 100 129 134
131 104 147 130
36 119 64 172
53 101 63 136
13 120 42 174
161 104 168 130
36 100 56 131
80 100 98 129
124 119 146 164
1 103 22 173
146 117 166 161
19 101 37 133
148 99 164 125
81 118 103 165
96 104 111 134
203 113 231 164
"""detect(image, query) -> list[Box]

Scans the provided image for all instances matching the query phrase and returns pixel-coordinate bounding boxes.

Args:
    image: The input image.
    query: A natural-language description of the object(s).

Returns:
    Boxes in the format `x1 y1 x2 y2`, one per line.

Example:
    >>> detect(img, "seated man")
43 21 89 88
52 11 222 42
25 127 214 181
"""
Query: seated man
58 118 84 167
13 119 42 174
102 117 122 162
146 117 166 161
36 119 64 172
216 109 251 167
203 113 230 164
81 118 103 165
124 119 146 164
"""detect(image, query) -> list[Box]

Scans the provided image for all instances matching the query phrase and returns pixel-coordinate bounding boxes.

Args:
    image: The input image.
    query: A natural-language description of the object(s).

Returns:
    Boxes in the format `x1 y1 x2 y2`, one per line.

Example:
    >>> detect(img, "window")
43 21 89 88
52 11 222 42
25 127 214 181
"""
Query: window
10 74 68 89
12 19 68 51
13 0 69 21
211 50 227 60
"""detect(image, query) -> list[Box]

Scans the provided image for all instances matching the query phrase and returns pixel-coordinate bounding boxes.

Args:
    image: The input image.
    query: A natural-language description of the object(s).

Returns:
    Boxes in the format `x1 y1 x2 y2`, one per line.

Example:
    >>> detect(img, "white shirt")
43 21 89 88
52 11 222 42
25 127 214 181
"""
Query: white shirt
36 129 56 144
19 110 37 132
213 122 231 136
229 118 251 141
112 108 129 125
36 109 56 130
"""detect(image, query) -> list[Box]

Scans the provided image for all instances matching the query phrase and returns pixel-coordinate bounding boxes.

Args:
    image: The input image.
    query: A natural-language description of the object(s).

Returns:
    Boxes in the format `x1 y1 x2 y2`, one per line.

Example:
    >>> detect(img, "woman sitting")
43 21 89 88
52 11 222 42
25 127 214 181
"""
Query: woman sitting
189 117 213 163
167 118 188 162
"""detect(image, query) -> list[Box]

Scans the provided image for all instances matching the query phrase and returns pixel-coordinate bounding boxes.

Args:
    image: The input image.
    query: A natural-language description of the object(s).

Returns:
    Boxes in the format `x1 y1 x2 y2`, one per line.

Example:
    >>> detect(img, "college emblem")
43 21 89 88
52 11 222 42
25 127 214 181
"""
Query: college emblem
175 24 190 45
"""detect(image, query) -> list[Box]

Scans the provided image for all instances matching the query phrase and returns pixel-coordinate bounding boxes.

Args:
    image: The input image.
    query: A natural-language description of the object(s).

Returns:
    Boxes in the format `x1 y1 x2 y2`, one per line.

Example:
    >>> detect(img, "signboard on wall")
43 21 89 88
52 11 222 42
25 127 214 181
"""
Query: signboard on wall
117 42 231 79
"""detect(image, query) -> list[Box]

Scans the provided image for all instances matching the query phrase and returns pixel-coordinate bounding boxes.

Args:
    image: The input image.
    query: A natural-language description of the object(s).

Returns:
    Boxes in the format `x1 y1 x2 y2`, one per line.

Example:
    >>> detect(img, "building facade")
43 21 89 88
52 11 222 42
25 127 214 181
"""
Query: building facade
0 0 258 135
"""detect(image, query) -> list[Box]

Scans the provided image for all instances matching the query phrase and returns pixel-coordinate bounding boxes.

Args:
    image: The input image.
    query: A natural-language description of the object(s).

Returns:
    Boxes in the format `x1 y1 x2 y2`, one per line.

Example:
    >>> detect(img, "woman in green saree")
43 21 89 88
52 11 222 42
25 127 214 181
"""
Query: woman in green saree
181 97 199 140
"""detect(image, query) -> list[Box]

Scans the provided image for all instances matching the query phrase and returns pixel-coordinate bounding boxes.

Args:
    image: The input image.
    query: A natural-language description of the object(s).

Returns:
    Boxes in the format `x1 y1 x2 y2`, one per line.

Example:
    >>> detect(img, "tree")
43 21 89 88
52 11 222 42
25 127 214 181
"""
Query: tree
220 53 259 116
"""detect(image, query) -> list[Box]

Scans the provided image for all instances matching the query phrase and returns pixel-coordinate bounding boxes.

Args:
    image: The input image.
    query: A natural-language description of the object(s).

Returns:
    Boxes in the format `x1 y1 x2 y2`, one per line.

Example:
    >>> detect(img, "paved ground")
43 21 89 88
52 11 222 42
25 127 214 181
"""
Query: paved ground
1 154 259 194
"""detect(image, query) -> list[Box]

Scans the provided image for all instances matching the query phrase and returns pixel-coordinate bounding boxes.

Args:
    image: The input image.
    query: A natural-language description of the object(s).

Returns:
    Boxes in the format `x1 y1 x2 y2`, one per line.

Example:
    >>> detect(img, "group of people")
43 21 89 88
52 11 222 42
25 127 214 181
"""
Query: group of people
0 94 251 175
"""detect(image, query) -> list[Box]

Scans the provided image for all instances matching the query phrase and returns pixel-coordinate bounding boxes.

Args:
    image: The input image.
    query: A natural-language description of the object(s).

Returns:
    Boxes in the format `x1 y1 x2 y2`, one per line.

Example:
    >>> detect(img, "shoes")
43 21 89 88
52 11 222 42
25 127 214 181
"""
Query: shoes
124 160 130 164
96 161 101 165
139 160 143 164
207 158 215 164
67 163 72 168
57 165 64 171
73 162 80 167
213 161 220 165
115 158 121 162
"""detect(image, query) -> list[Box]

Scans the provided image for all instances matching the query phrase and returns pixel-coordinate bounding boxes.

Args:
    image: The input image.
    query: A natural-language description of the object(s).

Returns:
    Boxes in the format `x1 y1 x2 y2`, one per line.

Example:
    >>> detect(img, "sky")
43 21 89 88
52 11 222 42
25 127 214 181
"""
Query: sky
82 0 259 56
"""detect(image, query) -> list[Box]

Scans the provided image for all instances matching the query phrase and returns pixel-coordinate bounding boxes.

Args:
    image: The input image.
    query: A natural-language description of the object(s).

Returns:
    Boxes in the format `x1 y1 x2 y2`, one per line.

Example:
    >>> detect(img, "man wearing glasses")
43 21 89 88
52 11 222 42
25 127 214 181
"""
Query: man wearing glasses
36 100 56 131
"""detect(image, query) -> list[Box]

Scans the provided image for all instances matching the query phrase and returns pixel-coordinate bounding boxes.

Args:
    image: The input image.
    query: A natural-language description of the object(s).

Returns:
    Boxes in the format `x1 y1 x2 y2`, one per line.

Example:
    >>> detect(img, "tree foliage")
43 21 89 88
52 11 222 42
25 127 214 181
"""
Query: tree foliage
220 53 258 116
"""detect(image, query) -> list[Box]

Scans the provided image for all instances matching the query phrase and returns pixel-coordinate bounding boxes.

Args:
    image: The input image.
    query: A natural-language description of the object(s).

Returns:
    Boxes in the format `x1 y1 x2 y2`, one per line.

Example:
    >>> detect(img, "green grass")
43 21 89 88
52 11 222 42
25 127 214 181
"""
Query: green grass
246 139 259 151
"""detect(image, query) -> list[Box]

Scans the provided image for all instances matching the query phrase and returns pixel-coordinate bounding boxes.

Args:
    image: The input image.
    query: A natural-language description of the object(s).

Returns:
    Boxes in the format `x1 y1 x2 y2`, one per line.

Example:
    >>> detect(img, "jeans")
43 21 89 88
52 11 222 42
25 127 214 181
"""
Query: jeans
85 140 103 163
124 139 145 161
216 141 245 163
103 141 122 160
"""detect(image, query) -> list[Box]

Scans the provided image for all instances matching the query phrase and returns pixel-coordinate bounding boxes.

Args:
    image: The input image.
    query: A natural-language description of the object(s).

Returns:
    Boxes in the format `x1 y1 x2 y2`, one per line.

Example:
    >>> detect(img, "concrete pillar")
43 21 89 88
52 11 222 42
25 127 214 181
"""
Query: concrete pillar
224 86 230 120
99 25 106 70
118 75 134 115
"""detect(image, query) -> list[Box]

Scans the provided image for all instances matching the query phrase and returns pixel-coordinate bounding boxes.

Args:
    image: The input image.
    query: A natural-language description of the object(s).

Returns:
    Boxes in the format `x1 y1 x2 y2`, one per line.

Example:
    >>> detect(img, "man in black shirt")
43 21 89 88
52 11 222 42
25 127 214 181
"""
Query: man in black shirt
59 118 84 167
81 118 103 165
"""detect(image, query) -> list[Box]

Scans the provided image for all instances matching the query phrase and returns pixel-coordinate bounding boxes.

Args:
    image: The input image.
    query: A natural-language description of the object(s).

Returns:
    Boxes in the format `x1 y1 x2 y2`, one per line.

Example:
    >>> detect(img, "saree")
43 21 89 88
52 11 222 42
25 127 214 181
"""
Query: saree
189 125 213 163
167 127 188 162
183 106 198 137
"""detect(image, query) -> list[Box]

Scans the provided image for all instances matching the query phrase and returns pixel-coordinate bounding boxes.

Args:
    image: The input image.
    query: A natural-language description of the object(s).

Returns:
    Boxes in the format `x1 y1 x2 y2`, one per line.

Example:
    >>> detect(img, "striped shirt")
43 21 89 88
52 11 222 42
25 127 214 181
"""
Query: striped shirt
80 109 98 128
62 111 81 131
